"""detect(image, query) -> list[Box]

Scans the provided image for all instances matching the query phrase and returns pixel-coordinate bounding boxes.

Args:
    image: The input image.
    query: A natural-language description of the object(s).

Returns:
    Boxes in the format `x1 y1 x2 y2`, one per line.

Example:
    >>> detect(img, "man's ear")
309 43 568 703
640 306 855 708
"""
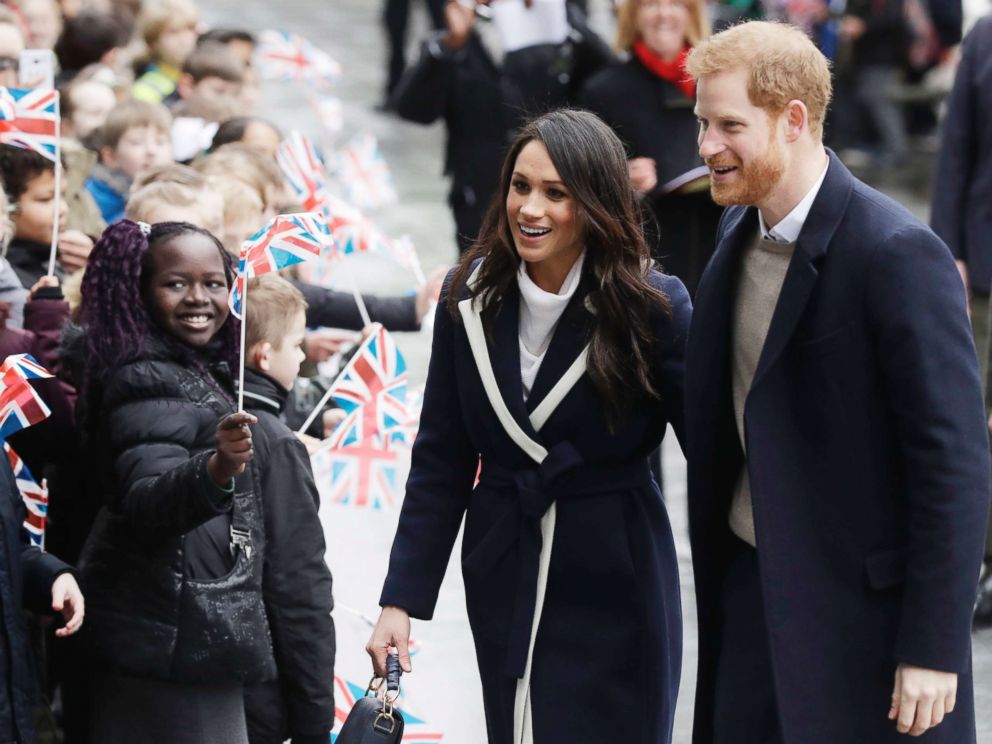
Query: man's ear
248 341 273 372
783 99 810 143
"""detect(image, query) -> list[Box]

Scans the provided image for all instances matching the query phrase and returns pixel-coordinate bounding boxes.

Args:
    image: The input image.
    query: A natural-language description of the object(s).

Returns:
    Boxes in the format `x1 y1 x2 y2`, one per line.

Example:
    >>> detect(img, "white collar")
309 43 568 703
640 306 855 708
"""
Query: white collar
759 160 829 244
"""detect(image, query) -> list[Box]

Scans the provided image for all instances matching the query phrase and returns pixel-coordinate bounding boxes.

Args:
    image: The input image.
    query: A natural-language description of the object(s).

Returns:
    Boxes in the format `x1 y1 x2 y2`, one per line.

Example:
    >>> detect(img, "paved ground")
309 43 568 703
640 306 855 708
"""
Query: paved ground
203 0 992 739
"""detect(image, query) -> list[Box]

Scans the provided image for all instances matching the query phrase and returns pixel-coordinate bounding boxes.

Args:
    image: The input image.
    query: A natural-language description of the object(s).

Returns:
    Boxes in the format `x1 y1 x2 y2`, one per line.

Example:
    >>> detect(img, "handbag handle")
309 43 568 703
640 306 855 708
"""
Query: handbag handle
386 652 402 694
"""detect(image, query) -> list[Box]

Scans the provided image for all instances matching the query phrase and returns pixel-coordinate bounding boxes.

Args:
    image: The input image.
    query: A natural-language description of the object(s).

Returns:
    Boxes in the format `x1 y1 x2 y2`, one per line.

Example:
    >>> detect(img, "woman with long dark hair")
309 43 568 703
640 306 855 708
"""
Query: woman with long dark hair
367 109 690 744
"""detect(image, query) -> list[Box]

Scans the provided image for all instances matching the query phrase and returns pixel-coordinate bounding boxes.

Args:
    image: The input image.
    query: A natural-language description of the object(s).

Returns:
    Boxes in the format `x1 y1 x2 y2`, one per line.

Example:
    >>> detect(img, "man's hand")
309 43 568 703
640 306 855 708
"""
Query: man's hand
57 230 94 273
52 573 84 637
628 157 658 194
889 663 957 736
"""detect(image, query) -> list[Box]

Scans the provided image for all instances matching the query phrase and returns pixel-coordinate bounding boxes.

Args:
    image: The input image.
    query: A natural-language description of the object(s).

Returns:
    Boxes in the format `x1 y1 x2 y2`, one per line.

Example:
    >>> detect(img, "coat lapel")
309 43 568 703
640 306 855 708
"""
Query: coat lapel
687 205 755 409
750 151 854 390
484 282 543 442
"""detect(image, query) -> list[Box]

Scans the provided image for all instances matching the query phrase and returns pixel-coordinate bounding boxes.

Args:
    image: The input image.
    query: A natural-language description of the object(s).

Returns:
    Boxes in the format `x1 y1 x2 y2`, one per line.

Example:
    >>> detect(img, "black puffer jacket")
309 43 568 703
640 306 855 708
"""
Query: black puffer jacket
78 340 276 684
241 369 335 744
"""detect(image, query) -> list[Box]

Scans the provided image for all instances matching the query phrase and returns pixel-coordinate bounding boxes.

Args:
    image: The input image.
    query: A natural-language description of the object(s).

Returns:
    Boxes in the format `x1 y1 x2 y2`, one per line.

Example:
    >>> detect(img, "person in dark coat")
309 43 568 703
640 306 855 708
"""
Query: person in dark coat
391 0 613 253
240 275 335 744
580 0 722 297
684 22 991 744
76 221 274 743
368 109 690 744
930 13 992 626
0 450 84 744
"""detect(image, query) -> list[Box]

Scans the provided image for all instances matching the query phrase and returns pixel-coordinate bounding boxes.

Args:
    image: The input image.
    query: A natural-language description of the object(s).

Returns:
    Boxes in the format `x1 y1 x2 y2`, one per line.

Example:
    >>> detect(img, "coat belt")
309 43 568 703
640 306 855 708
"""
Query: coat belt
465 443 653 678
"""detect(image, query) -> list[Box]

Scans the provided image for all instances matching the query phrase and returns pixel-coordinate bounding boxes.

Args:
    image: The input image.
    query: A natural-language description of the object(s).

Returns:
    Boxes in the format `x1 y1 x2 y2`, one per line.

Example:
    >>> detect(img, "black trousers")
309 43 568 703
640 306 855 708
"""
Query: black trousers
713 539 784 744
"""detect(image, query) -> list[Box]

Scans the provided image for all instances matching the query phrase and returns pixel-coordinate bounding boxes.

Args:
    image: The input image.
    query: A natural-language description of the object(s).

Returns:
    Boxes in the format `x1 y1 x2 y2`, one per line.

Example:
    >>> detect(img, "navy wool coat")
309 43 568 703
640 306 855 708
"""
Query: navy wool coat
381 266 691 744
685 152 992 744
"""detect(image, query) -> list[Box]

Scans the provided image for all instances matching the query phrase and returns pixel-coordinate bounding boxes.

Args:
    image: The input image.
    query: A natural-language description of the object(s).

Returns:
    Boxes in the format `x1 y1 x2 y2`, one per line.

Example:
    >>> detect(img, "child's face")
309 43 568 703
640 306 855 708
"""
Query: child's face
253 309 306 390
104 125 174 179
68 82 117 140
146 232 229 348
13 169 67 244
193 75 241 101
154 21 198 68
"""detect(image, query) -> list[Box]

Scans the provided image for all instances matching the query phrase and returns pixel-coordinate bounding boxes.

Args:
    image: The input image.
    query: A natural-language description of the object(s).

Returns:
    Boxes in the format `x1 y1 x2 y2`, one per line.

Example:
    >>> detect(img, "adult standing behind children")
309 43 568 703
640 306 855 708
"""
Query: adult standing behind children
368 109 691 744
241 275 335 744
683 21 991 744
580 0 721 297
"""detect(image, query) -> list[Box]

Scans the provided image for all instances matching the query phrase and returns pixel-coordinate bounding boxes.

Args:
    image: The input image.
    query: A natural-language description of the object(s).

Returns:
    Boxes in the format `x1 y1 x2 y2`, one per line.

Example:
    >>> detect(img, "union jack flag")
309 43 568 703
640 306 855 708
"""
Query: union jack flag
0 87 60 161
0 353 54 384
313 426 405 510
256 30 342 88
331 677 444 743
229 212 332 318
336 131 398 210
328 324 407 422
4 443 47 548
277 131 329 213
0 353 52 442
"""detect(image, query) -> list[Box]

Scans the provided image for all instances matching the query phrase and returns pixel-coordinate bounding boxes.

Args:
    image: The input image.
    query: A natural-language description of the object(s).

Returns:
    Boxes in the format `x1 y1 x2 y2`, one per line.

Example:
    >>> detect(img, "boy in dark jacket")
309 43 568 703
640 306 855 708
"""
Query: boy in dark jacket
242 274 335 744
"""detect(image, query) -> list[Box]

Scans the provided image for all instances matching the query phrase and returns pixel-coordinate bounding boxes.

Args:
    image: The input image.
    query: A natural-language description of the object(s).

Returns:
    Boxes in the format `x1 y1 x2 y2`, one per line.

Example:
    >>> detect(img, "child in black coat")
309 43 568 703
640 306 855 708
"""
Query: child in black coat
241 274 335 744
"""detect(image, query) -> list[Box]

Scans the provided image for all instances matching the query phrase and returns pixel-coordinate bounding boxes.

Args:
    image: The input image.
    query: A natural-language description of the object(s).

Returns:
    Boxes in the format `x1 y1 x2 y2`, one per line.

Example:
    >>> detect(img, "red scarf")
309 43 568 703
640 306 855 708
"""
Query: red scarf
633 39 695 100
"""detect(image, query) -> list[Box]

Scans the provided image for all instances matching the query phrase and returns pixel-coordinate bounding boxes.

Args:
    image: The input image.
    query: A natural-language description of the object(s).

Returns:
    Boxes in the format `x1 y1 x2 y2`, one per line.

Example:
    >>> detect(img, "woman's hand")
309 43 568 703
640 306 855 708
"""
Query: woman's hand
208 412 257 485
52 573 84 637
366 605 412 676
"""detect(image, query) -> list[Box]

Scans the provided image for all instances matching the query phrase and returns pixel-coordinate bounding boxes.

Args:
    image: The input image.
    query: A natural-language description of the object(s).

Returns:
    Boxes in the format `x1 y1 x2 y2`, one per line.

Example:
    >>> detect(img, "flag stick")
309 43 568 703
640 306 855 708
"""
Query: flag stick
237 280 249 411
297 320 382 435
297 381 337 435
46 96 62 277
344 261 372 327
408 244 427 287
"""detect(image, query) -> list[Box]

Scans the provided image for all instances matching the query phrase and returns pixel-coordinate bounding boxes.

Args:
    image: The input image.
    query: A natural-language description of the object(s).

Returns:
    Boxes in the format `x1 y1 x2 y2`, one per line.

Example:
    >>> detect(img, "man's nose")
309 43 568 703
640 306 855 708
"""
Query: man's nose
698 127 725 159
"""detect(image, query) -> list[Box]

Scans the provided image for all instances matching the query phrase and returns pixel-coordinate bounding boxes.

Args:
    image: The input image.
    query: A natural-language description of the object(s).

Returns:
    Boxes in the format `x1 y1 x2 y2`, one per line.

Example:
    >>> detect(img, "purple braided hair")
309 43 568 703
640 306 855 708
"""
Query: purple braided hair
79 220 241 388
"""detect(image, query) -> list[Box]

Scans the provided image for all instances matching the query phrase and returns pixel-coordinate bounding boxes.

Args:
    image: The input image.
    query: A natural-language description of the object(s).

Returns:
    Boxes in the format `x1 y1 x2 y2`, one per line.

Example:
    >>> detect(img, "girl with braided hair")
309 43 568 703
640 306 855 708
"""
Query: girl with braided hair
75 219 274 743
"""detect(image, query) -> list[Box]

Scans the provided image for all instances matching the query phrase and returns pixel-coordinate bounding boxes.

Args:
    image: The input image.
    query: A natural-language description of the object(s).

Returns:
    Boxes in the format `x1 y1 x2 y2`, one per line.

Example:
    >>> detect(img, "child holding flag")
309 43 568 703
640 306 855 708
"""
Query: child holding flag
75 220 273 743
240 274 334 744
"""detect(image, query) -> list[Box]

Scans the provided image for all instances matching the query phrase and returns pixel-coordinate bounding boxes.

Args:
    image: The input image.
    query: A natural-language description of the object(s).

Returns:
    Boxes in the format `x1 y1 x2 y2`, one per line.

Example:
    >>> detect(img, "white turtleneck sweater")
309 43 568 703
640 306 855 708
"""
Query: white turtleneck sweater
517 253 586 400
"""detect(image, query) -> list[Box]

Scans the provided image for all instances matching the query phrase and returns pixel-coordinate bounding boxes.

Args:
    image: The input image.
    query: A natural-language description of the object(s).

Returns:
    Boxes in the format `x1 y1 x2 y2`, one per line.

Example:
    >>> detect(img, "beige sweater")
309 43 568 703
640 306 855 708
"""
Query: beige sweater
729 229 796 547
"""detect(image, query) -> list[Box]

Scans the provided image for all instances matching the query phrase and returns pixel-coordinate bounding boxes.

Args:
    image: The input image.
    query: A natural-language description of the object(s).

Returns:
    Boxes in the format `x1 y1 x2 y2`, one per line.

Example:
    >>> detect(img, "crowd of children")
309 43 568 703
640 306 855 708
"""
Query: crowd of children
0 0 444 741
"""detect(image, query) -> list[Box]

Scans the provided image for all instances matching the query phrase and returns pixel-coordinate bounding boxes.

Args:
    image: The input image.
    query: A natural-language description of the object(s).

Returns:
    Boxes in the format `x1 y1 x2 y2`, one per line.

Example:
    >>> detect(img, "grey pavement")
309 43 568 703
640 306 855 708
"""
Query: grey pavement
202 0 992 740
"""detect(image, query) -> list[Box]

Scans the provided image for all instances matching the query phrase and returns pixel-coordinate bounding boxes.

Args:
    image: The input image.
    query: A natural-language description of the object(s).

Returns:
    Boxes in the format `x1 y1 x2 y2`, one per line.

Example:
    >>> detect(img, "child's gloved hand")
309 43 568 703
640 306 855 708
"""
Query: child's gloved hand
208 412 257 485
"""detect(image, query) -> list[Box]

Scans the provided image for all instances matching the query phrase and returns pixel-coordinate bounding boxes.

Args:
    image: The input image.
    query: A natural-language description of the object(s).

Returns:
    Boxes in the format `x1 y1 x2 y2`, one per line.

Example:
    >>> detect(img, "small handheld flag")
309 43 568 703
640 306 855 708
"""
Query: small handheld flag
230 212 331 410
256 30 342 88
277 131 329 213
336 131 398 211
5 443 48 548
0 87 60 161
